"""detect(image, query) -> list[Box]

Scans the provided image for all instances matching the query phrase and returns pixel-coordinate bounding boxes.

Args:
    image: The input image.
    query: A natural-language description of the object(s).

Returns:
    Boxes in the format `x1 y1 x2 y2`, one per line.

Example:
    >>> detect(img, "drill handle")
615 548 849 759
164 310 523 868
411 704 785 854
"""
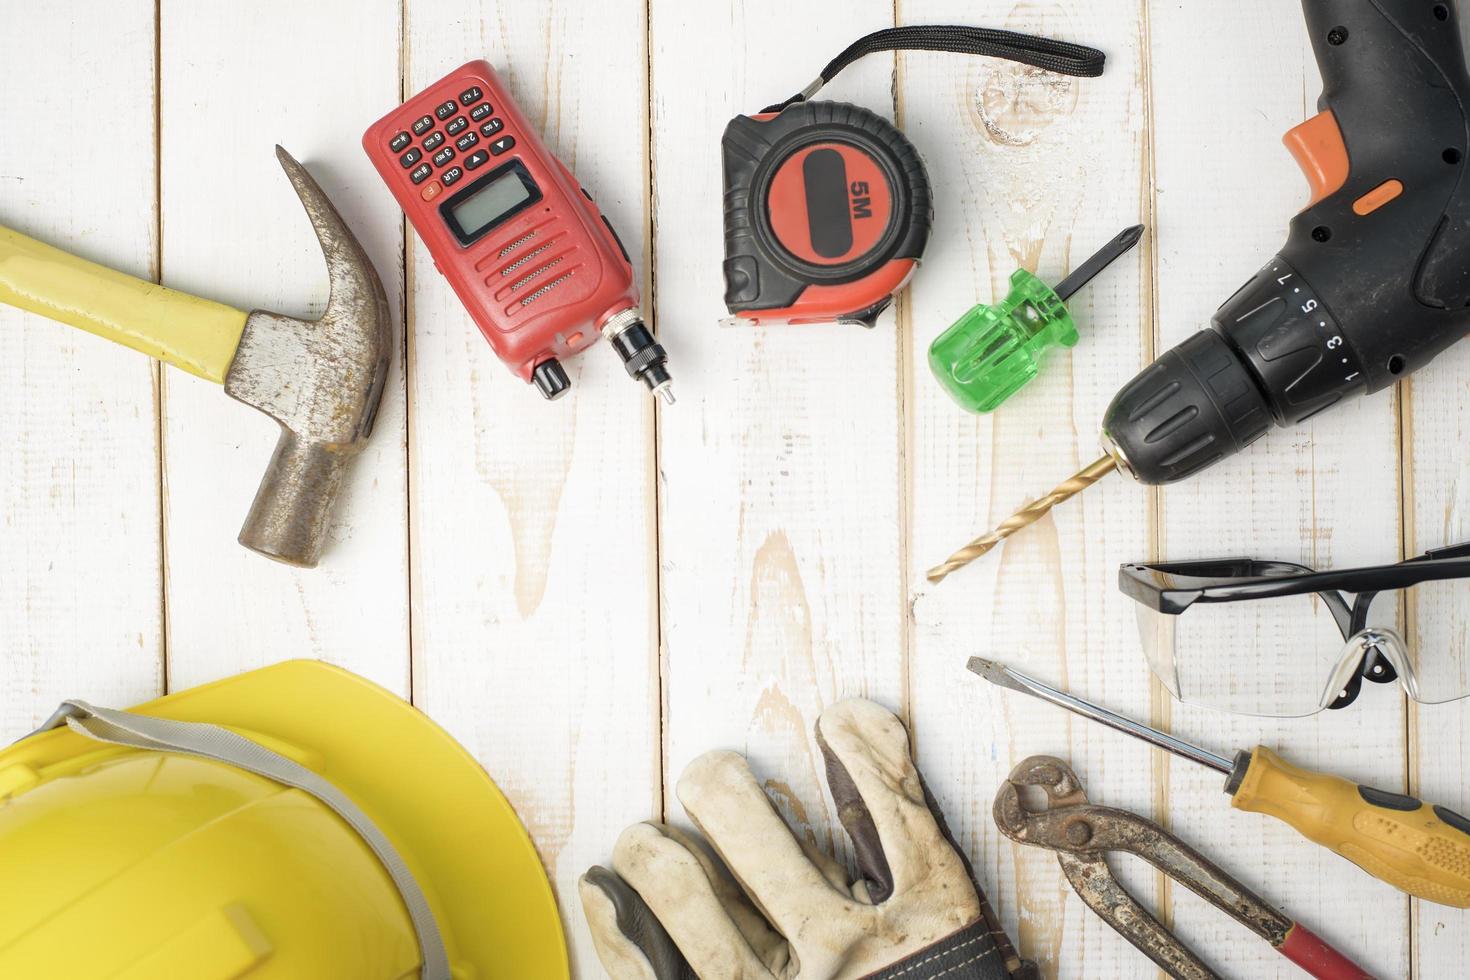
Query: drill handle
1281 0 1470 386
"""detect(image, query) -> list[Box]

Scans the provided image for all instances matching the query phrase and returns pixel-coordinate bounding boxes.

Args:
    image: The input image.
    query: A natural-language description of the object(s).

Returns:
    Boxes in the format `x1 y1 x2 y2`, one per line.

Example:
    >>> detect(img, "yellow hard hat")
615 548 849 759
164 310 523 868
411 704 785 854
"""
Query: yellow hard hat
0 659 568 979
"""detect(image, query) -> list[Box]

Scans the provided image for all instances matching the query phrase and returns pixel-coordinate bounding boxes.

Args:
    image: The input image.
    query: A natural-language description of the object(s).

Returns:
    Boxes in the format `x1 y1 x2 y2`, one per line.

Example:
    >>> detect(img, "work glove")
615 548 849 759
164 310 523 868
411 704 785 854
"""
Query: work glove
579 699 1035 980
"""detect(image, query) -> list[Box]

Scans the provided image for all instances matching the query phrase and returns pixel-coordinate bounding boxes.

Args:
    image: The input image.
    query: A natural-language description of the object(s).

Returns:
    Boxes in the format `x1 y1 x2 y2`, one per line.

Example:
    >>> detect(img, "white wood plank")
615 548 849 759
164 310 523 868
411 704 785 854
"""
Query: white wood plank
900 2 1157 975
1404 5 1470 960
0 2 163 738
1148 2 1408 976
650 0 907 879
404 3 660 974
157 0 410 694
1405 352 1470 974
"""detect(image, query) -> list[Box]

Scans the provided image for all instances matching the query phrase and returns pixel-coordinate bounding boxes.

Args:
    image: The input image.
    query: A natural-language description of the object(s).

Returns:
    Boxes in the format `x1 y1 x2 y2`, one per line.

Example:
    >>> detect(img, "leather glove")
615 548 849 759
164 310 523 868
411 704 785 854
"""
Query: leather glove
579 699 1035 980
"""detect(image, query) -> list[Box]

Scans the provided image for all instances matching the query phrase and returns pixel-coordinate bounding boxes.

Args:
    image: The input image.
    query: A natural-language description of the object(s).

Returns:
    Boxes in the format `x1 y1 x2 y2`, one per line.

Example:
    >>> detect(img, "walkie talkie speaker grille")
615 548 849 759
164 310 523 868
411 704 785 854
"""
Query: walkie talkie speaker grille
721 101 932 326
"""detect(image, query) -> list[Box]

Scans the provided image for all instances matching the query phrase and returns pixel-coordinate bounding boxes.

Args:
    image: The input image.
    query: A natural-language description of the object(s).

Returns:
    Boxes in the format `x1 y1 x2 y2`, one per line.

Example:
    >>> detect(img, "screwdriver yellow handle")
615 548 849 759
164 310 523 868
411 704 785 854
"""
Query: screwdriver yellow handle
0 226 248 383
1231 745 1470 907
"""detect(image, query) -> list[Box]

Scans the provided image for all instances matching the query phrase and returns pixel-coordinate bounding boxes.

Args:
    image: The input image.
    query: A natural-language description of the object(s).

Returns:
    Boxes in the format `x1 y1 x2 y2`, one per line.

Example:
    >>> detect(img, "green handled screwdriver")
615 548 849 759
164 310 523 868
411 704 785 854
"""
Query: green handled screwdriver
929 225 1144 414
969 656 1470 908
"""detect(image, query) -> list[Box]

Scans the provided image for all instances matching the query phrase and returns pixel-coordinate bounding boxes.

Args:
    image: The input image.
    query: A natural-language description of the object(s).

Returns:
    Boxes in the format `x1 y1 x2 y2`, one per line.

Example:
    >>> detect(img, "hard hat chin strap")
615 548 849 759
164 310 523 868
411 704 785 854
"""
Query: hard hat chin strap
32 700 453 980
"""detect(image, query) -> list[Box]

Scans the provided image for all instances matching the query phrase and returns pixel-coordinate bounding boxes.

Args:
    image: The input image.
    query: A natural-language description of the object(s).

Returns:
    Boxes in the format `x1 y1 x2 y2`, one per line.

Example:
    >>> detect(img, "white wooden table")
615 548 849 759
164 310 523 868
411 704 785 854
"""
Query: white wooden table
4 1 1468 976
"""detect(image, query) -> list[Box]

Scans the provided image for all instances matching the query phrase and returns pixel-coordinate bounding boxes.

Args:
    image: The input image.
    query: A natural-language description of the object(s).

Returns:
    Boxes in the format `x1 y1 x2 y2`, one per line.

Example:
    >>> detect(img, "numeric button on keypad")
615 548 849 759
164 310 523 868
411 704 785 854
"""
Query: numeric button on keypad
422 131 445 151
459 86 483 105
412 115 434 135
445 116 468 136
470 103 493 121
489 135 516 156
432 146 455 167
435 100 457 120
455 132 479 152
479 118 503 137
441 165 464 187
464 149 489 170
409 163 432 184
389 131 411 152
400 147 423 168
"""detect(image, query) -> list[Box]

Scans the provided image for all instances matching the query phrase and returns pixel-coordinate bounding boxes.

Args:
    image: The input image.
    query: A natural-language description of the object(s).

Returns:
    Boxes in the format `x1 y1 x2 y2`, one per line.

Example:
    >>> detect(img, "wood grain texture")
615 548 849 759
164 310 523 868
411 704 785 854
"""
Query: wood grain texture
7 2 1470 977
649 0 907 877
404 2 660 973
1403 5 1470 961
900 1 1156 975
0 2 164 738
1403 347 1470 976
1148 2 1407 976
157 0 411 694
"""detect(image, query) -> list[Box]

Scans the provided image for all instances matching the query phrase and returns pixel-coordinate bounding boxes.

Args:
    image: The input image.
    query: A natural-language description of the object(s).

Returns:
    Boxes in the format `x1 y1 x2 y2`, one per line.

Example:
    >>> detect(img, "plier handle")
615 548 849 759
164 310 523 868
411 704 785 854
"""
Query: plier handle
992 755 1373 980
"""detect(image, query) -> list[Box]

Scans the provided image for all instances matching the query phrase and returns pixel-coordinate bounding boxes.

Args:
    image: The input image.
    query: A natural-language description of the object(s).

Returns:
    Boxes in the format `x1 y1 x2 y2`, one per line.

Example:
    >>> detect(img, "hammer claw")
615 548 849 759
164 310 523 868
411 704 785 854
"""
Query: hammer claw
223 147 391 568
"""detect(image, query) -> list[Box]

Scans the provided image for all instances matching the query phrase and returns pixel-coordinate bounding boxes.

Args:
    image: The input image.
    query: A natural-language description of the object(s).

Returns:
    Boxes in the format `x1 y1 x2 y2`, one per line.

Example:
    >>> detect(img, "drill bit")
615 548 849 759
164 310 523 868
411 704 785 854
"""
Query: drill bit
926 454 1117 583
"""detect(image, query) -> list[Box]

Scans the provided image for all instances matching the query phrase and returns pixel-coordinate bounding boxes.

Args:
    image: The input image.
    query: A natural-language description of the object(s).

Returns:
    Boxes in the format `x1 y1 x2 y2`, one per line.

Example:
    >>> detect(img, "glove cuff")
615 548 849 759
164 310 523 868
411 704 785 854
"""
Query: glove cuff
860 918 1037 980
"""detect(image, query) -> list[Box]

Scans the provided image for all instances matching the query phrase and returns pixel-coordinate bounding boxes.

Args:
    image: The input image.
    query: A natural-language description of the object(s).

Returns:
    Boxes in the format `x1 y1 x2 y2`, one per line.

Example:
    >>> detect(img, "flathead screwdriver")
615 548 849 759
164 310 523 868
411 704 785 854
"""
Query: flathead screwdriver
969 656 1470 908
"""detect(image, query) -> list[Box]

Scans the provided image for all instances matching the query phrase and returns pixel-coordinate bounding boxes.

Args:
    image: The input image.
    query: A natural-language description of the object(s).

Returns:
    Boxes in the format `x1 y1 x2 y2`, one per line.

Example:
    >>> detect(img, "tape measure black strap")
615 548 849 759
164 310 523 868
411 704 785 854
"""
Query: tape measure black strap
760 25 1107 113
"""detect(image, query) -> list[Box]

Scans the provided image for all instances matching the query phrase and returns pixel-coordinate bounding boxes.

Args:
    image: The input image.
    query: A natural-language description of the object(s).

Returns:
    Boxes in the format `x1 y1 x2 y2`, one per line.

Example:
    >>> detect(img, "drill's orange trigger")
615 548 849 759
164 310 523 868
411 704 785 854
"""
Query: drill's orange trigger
1284 111 1350 207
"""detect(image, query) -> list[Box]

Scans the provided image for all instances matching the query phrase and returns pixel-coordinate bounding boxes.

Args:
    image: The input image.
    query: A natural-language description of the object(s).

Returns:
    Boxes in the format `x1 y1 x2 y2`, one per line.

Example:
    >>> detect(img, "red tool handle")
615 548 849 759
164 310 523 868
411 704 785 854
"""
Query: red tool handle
1278 922 1375 980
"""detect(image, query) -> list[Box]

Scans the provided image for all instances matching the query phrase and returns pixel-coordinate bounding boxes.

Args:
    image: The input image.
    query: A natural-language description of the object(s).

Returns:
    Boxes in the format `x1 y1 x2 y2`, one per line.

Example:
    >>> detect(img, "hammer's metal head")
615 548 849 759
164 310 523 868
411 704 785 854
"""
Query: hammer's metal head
223 146 391 568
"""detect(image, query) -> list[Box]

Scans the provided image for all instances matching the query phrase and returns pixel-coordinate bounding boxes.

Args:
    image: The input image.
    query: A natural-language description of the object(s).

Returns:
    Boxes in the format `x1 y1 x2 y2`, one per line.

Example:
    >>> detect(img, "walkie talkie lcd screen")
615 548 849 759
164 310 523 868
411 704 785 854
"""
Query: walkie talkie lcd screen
442 161 542 245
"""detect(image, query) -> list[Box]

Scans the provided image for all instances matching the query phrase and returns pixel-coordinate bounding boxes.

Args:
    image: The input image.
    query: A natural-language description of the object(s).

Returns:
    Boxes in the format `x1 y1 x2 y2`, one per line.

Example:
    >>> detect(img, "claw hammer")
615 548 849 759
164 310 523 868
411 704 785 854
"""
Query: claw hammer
0 147 391 568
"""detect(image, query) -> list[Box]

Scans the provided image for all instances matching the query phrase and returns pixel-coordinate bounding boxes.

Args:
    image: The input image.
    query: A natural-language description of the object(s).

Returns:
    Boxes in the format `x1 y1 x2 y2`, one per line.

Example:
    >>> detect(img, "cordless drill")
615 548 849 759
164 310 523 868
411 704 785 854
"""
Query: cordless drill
931 0 1470 581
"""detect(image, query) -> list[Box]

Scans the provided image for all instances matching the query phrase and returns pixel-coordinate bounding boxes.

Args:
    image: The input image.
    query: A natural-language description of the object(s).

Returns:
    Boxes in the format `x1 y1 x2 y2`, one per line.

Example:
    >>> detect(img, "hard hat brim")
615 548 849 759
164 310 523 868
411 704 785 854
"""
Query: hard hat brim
5 659 569 979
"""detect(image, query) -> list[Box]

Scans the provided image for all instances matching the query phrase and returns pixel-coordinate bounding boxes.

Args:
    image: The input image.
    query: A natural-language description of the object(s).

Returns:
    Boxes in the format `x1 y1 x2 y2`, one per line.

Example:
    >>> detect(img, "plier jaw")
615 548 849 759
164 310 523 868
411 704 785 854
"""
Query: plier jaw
993 756 1316 980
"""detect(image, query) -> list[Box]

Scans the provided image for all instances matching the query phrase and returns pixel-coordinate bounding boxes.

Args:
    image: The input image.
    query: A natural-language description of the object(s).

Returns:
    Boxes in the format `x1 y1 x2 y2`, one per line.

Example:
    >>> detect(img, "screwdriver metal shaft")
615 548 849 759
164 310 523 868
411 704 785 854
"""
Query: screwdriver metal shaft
927 454 1117 583
966 657 1234 773
1054 224 1145 301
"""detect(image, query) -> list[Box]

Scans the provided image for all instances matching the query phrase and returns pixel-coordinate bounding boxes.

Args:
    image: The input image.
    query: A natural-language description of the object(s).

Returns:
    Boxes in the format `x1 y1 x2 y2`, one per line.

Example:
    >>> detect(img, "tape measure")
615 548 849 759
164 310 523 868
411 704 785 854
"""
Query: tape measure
719 26 1106 327
722 101 931 326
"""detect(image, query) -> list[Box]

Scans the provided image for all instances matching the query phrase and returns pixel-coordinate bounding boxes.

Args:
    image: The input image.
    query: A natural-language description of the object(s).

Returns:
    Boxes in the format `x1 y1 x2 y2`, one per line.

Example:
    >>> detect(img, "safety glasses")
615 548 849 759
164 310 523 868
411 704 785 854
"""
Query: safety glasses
1120 543 1470 718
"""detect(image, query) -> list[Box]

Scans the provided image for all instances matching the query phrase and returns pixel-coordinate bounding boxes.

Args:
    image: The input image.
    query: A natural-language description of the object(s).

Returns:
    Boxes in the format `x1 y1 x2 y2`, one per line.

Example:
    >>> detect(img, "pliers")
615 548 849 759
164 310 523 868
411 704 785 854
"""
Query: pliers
992 755 1375 980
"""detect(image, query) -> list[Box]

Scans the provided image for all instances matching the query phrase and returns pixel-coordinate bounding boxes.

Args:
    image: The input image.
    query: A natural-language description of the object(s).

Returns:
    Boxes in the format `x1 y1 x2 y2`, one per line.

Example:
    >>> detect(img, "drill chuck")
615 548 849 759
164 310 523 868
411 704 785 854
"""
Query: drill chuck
1102 255 1376 485
1102 328 1271 484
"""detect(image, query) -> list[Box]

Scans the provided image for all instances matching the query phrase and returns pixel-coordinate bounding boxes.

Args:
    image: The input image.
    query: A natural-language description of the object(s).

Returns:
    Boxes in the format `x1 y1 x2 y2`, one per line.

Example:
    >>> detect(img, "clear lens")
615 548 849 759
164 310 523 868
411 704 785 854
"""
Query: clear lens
1134 594 1348 717
1405 578 1470 704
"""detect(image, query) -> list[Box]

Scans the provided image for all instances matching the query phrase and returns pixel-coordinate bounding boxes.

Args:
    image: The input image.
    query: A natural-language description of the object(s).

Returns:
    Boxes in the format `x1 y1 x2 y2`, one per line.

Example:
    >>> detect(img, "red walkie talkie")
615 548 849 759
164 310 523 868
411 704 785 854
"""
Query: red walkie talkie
364 60 672 402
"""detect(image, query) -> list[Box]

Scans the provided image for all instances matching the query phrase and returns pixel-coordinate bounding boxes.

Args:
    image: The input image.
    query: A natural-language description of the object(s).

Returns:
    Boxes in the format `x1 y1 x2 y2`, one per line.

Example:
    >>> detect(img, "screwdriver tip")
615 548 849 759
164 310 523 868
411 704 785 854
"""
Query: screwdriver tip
967 657 1044 700
1118 223 1146 247
966 656 1011 684
966 656 998 675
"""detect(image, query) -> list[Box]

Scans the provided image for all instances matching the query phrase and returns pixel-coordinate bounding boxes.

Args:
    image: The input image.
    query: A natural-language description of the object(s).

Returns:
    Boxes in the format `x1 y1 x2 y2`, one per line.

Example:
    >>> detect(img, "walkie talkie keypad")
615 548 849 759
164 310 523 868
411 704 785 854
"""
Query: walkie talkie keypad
381 85 516 203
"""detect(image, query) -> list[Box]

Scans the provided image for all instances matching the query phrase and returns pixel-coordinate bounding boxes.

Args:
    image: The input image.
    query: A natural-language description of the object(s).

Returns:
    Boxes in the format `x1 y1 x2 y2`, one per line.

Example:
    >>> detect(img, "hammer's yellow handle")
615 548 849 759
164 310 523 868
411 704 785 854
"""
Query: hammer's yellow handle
0 227 248 383
1231 745 1470 907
